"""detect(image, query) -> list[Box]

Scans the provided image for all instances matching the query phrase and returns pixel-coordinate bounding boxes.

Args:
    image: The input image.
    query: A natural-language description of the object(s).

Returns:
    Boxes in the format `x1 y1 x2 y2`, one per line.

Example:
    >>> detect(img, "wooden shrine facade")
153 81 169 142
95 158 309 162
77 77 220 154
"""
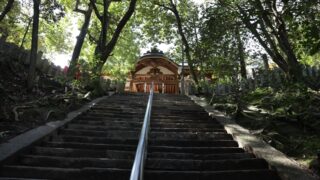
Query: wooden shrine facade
126 51 179 94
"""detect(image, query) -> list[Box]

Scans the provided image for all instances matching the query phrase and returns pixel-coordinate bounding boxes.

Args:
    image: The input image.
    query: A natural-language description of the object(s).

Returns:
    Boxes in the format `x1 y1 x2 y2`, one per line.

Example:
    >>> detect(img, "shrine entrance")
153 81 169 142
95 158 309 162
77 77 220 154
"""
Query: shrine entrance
126 49 179 94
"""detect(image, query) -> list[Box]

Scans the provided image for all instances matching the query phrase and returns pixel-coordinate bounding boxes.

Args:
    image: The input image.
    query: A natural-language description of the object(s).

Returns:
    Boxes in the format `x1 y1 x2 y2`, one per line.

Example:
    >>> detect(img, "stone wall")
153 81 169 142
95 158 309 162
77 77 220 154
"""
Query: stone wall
0 39 64 78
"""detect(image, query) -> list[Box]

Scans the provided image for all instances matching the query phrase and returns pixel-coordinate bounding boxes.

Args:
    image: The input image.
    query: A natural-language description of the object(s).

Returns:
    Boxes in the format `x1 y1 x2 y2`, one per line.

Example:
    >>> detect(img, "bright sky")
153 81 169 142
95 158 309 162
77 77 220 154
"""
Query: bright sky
50 0 206 68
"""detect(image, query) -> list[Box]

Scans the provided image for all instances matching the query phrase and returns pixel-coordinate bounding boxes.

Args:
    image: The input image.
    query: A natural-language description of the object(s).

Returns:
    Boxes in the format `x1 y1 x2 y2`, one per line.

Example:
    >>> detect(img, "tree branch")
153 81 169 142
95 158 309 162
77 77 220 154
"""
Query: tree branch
88 30 98 43
237 5 288 71
102 0 137 59
0 0 15 22
90 0 103 21
74 0 86 14
153 2 174 11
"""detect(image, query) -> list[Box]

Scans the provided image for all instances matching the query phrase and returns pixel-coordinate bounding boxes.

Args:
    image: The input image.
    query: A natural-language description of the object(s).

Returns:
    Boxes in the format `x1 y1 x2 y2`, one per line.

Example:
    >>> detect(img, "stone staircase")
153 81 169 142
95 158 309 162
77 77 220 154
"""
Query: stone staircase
0 93 281 180
0 93 148 180
144 94 280 180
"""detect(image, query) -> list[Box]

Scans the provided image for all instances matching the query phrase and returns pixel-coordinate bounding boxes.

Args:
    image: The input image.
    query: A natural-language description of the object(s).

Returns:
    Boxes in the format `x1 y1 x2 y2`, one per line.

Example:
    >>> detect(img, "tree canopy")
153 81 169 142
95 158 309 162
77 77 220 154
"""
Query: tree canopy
0 0 319 90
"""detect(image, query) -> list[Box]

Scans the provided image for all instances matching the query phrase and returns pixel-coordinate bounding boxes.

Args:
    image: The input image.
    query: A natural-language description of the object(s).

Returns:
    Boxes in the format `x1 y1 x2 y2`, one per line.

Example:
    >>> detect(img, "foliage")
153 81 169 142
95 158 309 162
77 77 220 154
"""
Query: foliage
103 28 139 81
195 1 250 82
0 0 27 44
242 87 274 105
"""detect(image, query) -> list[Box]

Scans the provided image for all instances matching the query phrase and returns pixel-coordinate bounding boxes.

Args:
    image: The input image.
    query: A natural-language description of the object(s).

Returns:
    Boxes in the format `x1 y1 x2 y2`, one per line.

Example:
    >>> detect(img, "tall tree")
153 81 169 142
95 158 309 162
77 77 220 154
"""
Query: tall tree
235 0 304 82
0 0 15 22
215 0 320 88
197 1 247 82
154 0 199 87
68 0 93 79
27 0 41 91
89 0 137 92
235 24 247 79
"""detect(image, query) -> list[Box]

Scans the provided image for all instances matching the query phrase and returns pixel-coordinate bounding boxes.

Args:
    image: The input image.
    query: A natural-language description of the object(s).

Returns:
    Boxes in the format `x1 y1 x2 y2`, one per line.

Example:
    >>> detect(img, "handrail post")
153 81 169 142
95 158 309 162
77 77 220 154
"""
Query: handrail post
130 82 154 180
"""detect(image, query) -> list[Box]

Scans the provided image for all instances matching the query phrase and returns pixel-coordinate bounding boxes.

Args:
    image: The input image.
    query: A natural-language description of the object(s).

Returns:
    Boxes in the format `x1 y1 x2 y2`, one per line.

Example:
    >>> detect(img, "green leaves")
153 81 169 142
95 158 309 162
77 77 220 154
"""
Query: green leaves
40 0 65 23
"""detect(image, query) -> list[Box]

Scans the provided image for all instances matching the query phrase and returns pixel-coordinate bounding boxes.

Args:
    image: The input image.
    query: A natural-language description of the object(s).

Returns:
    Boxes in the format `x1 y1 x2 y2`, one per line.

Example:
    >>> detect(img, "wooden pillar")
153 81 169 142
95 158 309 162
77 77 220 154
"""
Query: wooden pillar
130 80 133 92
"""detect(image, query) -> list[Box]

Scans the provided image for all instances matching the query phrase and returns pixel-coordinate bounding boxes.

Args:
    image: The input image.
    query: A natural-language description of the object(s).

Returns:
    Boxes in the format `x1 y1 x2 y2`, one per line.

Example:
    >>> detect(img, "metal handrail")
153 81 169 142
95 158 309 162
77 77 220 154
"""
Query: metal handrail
130 82 154 180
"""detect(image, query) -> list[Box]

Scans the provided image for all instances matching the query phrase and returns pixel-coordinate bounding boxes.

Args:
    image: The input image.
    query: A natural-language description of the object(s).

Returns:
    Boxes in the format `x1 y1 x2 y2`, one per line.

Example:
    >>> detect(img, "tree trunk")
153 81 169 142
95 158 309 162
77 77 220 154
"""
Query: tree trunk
90 0 137 94
101 0 137 60
68 5 93 79
169 0 199 88
91 60 105 95
235 25 247 79
237 5 289 73
0 0 14 22
20 17 32 49
27 0 40 91
246 0 303 82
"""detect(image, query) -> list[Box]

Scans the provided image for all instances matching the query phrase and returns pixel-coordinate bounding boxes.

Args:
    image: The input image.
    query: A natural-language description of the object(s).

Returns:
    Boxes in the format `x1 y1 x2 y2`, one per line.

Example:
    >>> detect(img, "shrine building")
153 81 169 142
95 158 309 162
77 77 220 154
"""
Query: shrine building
125 49 187 94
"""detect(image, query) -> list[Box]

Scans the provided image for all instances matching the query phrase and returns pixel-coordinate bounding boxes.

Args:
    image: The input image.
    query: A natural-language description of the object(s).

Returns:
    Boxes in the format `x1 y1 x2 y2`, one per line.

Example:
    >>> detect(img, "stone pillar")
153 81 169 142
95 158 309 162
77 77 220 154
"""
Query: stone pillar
41 59 49 73
35 51 43 71
251 68 256 78
313 66 318 77
302 65 307 77
162 83 165 94
24 51 31 65
262 54 269 71
308 66 313 77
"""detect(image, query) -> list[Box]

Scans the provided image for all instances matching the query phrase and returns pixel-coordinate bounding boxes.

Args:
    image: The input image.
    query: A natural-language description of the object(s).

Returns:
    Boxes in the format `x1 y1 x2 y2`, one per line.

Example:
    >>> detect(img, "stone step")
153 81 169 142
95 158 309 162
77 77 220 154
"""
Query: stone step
59 129 232 141
148 152 255 160
0 178 48 180
32 147 134 159
153 112 211 117
67 124 142 131
74 118 143 123
150 127 226 133
19 155 265 171
51 135 139 144
91 104 146 109
91 105 146 109
145 158 269 171
149 139 238 147
69 120 224 129
150 132 233 141
70 120 143 127
0 165 130 180
89 109 144 114
67 124 225 133
153 108 206 111
153 107 203 111
81 113 145 118
75 117 220 125
148 146 244 154
150 119 220 124
31 146 252 161
144 169 281 180
42 141 137 151
150 122 223 129
59 129 140 138
89 109 144 113
18 155 133 169
1 165 280 180
151 114 210 118
77 112 144 119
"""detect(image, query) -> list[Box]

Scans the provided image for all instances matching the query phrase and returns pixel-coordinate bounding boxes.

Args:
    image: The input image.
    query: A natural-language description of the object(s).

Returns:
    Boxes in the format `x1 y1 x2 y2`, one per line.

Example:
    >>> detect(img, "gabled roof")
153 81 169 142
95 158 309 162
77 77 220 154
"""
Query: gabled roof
133 52 179 74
